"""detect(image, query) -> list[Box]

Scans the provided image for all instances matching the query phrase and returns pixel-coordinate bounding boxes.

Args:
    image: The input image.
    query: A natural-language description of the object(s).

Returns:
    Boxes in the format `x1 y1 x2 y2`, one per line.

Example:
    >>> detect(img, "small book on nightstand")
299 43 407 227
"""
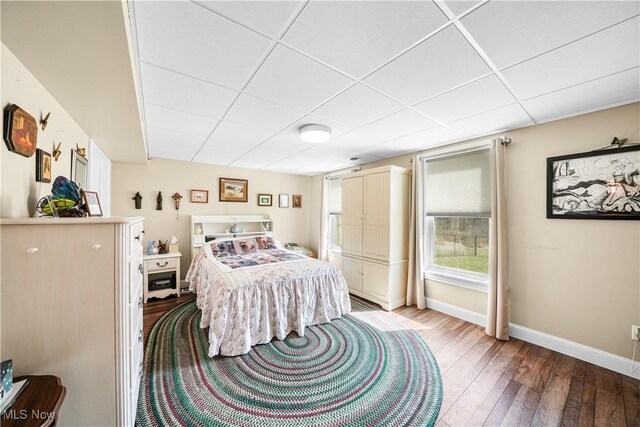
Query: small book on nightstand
0 379 29 416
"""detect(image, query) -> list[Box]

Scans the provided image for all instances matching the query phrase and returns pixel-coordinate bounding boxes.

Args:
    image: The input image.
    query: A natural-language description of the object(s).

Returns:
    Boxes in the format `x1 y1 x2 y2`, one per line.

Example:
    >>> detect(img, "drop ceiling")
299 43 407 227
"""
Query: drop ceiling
129 0 640 176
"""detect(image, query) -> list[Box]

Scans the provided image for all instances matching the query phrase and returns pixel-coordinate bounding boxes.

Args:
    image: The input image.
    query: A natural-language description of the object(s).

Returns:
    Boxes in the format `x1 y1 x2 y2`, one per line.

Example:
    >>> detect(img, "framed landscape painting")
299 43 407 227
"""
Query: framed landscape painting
258 194 272 206
547 145 640 220
219 178 248 202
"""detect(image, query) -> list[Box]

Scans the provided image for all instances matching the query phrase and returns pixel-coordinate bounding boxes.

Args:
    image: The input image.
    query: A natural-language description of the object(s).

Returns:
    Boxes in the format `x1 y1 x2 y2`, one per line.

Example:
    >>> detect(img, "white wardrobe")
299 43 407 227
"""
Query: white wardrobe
339 165 411 310
1 217 145 426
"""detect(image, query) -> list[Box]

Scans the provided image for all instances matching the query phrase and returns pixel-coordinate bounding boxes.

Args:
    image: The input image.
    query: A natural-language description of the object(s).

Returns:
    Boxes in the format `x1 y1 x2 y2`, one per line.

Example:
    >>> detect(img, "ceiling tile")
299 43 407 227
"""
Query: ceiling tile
292 159 353 175
134 0 271 89
230 146 296 169
193 150 245 166
365 125 464 156
262 153 321 172
139 63 237 118
461 0 640 68
148 142 198 162
447 103 534 138
502 17 640 100
144 104 217 136
301 139 359 159
224 94 304 134
313 84 403 127
244 45 354 111
146 126 205 150
414 74 515 123
365 25 491 105
282 0 448 79
202 121 276 150
522 68 640 123
356 108 438 144
443 1 483 17
196 1 301 37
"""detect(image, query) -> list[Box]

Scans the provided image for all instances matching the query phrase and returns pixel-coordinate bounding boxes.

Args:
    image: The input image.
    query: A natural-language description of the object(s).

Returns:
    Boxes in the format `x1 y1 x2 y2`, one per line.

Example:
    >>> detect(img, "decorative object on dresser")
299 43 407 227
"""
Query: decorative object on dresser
132 191 143 209
338 165 411 311
52 141 62 161
70 149 88 190
190 189 208 203
40 112 50 131
3 104 38 157
1 217 145 426
157 240 168 254
191 215 273 251
143 252 182 302
292 194 302 208
146 240 158 255
171 192 182 219
547 144 640 220
219 177 248 202
0 360 13 405
35 149 52 183
82 190 103 217
257 193 272 206
156 191 163 210
279 194 289 208
35 176 86 218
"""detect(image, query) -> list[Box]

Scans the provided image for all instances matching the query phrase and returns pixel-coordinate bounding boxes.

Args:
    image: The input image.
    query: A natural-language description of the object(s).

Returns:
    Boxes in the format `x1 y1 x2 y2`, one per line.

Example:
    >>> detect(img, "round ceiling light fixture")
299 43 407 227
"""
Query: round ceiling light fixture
299 124 332 143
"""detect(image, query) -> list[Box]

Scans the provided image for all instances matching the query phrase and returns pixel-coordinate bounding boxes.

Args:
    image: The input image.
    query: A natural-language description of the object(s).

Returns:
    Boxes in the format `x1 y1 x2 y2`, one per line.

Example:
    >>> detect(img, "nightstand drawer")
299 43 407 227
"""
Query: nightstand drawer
145 257 178 273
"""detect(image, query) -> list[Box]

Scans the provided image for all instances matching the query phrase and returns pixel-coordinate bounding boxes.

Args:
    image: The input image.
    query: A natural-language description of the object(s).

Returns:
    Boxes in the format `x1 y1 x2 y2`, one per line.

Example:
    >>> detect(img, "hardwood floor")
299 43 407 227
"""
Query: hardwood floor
143 295 640 426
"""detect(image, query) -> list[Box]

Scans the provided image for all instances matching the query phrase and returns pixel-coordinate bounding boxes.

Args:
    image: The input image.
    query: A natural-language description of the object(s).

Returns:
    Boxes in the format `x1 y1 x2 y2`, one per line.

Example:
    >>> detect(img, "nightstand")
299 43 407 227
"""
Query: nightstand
143 252 182 303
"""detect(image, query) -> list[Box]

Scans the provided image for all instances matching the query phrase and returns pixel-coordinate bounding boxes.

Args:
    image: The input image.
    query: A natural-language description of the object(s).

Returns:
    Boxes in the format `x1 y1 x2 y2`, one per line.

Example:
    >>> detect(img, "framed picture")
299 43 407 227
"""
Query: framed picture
279 194 289 208
219 177 248 202
191 189 209 203
258 193 272 206
71 149 88 189
82 190 103 217
36 148 52 183
3 104 38 158
292 194 302 208
547 144 640 220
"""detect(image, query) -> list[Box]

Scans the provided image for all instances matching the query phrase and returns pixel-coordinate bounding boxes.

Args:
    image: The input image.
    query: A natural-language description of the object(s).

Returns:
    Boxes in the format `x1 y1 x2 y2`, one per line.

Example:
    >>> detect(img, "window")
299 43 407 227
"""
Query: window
328 177 342 252
424 148 491 290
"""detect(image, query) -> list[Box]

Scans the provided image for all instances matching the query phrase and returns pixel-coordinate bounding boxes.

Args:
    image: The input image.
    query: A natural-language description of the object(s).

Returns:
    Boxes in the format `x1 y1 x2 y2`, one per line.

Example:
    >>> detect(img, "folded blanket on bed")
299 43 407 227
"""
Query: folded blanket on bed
203 236 307 272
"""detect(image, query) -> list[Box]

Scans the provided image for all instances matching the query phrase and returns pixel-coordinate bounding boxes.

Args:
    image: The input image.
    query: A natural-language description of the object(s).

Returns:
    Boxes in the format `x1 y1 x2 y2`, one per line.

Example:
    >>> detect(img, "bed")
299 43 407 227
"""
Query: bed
185 235 351 357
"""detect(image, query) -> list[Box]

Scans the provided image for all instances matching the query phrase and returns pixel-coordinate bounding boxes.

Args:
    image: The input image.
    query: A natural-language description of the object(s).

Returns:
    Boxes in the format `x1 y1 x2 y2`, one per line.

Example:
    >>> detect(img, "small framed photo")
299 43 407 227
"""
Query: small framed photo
258 193 272 206
292 194 302 208
279 194 289 208
82 190 103 217
191 189 209 203
36 148 52 183
219 177 248 202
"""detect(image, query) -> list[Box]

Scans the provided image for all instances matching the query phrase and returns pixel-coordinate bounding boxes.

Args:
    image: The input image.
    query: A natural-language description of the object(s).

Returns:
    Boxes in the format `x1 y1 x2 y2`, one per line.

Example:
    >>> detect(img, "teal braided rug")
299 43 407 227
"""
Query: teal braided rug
136 298 442 426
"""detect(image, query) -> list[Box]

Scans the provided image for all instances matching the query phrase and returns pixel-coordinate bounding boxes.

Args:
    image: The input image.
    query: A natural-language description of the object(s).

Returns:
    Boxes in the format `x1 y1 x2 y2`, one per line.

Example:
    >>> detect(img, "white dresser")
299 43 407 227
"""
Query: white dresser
339 166 411 310
1 217 145 426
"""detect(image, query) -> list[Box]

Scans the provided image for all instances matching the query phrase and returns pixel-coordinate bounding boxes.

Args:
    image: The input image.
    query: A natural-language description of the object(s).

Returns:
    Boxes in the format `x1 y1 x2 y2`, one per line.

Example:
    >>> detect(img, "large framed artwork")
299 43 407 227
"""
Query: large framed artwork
3 104 38 157
547 145 640 220
219 177 248 202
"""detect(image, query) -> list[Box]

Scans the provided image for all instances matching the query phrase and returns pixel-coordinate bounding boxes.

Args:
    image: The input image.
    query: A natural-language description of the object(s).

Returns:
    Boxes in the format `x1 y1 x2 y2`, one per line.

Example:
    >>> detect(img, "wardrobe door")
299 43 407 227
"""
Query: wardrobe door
363 172 390 261
341 176 363 257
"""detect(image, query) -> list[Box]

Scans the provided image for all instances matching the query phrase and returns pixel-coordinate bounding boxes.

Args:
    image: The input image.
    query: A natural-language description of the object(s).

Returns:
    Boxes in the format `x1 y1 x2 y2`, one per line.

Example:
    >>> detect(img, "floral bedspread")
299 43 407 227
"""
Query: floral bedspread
186 237 351 356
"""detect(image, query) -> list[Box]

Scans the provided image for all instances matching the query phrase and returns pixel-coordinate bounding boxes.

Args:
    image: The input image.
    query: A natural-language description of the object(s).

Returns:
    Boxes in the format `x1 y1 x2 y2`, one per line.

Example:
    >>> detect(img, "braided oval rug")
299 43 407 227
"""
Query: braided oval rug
136 298 442 426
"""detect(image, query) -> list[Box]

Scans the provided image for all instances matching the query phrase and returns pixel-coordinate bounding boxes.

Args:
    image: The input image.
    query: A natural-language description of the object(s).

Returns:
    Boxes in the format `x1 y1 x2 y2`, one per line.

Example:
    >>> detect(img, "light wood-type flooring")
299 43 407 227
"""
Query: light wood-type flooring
144 294 640 426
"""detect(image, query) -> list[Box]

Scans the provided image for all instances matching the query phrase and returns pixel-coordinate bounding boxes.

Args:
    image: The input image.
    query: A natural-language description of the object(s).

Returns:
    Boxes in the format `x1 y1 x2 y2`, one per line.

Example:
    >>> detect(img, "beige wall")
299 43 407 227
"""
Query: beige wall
1 44 90 218
112 158 312 275
310 103 640 359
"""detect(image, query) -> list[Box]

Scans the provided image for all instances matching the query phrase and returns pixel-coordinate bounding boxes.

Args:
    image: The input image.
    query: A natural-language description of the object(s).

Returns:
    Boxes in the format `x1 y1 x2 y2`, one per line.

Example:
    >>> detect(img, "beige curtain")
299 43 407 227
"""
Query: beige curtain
406 156 426 309
318 177 330 261
486 139 509 340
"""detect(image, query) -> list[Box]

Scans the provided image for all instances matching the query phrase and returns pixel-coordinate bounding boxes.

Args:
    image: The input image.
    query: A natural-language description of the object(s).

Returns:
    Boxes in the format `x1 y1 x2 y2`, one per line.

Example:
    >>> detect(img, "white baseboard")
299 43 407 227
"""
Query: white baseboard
424 297 640 380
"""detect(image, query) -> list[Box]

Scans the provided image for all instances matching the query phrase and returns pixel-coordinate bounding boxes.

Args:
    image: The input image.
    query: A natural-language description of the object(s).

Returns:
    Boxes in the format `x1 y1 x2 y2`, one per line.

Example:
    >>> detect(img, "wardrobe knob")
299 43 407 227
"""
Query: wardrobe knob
26 247 39 254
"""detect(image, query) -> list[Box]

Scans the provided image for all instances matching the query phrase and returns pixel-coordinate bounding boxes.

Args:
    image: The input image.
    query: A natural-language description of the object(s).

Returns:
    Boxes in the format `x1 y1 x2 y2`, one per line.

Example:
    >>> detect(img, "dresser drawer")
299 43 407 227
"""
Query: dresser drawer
130 306 143 351
145 256 179 273
130 255 143 304
129 221 144 256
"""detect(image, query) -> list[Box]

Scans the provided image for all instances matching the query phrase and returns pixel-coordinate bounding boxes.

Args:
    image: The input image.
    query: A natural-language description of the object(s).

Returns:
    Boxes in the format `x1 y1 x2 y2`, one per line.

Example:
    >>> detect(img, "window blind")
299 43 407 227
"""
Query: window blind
426 149 491 217
328 177 342 214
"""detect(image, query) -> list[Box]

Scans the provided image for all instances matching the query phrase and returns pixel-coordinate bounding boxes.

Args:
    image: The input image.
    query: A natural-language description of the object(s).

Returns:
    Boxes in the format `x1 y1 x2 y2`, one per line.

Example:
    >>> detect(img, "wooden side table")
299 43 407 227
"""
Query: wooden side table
1 375 66 427
143 252 182 303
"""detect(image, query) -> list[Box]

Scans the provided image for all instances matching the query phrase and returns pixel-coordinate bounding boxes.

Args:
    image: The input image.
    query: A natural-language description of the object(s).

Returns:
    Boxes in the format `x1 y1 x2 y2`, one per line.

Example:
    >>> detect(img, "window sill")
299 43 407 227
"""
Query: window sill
424 269 488 293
